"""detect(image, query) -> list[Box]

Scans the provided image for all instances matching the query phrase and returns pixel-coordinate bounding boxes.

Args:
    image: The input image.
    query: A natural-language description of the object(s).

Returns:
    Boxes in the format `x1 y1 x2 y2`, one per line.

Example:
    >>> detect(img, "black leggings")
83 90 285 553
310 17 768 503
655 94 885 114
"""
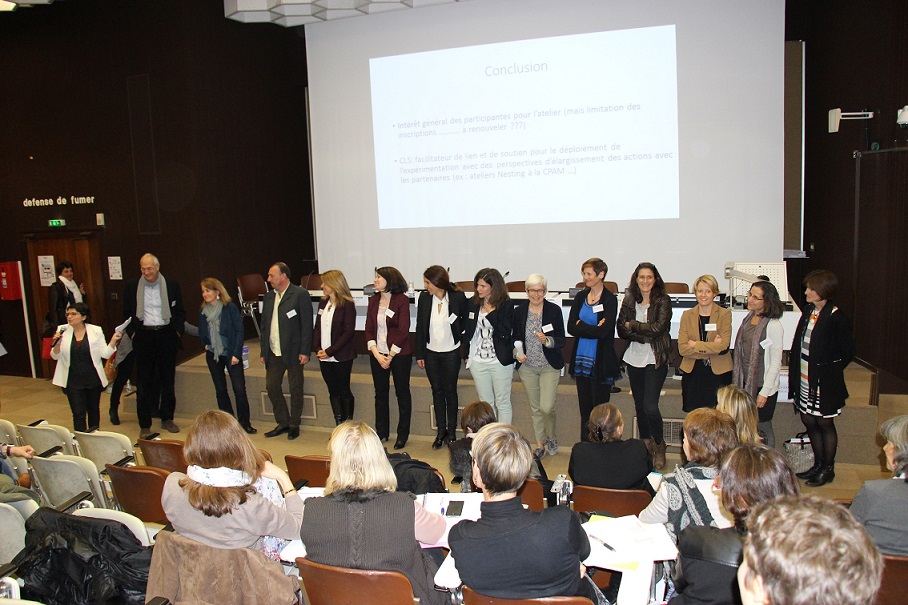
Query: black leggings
800 412 838 465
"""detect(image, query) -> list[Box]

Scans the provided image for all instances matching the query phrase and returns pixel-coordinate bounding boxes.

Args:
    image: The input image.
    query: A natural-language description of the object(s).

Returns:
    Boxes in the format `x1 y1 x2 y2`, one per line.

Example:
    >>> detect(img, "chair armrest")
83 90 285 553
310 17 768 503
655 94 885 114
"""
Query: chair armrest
54 490 93 512
147 598 172 605
0 563 19 580
293 478 310 491
38 445 62 457
28 419 46 427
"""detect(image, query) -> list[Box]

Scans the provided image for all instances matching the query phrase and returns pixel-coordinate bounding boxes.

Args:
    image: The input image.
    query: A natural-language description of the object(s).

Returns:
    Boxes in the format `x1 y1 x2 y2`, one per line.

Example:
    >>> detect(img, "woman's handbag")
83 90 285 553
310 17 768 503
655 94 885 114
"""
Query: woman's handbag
783 431 814 473
104 356 117 383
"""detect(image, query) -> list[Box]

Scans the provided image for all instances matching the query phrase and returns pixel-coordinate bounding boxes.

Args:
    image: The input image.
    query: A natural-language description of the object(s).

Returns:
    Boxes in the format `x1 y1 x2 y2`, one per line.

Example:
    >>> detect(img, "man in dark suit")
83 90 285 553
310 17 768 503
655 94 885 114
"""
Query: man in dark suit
122 253 185 439
260 262 313 440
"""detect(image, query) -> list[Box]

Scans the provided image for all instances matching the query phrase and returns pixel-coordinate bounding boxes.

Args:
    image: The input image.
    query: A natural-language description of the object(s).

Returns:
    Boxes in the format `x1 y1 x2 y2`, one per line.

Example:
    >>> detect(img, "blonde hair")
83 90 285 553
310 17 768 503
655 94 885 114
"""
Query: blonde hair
199 277 232 308
471 423 533 496
716 385 761 444
319 269 354 307
324 421 397 495
179 410 264 517
525 274 547 292
693 274 719 295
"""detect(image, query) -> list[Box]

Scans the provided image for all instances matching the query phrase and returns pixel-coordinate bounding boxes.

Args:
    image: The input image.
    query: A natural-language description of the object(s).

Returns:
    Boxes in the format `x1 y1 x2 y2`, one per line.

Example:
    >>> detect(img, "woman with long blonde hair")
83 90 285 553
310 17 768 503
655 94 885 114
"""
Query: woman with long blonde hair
313 270 357 424
716 384 761 444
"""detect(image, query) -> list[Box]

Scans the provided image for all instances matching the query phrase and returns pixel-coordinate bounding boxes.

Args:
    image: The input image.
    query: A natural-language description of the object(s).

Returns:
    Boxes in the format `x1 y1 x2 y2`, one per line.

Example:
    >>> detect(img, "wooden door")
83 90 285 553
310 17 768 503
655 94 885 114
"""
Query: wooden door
24 232 106 378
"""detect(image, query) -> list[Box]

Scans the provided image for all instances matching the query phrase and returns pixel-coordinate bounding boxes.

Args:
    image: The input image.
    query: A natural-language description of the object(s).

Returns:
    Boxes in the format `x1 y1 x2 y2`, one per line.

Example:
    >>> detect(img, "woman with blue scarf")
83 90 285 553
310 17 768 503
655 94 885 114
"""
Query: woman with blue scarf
199 278 256 434
567 258 620 442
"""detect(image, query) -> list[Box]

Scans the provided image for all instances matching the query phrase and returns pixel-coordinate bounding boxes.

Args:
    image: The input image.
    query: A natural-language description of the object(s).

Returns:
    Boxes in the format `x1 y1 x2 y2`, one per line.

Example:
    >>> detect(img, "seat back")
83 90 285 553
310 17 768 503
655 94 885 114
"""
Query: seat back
301 272 322 290
571 485 652 518
105 464 171 524
236 273 268 305
138 438 188 473
16 424 77 456
663 282 689 294
517 478 545 512
297 556 416 605
148 530 298 604
462 586 593 604
285 455 331 487
0 419 18 445
876 554 908 605
29 454 108 508
575 282 620 295
454 281 474 293
0 503 26 564
72 507 152 546
505 281 525 293
74 430 134 472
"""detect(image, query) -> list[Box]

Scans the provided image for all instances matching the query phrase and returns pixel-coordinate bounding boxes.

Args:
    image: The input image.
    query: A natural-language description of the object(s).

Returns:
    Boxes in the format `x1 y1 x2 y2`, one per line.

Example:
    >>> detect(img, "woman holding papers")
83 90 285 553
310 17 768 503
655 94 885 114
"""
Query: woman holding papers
638 408 739 542
618 262 673 470
513 274 565 458
677 274 733 411
670 443 798 605
464 268 515 423
51 302 121 432
732 280 785 448
300 421 447 605
567 257 620 443
365 266 413 449
415 265 468 448
313 270 357 425
198 277 256 434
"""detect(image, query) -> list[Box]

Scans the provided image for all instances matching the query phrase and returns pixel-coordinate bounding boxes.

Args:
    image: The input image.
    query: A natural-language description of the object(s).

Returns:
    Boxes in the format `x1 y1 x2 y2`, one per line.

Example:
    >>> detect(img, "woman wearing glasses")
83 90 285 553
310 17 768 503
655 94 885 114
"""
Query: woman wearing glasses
51 303 122 432
514 274 566 458
732 281 785 448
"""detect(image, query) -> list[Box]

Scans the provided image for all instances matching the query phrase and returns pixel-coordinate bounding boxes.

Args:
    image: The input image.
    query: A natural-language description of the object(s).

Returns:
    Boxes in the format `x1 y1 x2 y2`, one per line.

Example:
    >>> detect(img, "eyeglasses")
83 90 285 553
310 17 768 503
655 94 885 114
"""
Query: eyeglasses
527 289 546 294
747 293 764 301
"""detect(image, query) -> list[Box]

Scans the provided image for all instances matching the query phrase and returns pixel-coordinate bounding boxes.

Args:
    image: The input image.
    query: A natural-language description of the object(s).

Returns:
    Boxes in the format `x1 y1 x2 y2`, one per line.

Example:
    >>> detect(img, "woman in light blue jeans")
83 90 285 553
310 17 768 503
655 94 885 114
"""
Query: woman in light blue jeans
514 274 565 458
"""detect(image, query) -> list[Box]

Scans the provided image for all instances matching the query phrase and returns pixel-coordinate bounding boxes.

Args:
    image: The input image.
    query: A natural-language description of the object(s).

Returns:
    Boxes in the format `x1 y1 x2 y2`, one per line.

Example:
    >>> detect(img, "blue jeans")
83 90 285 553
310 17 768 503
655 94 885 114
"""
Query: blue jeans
206 352 252 426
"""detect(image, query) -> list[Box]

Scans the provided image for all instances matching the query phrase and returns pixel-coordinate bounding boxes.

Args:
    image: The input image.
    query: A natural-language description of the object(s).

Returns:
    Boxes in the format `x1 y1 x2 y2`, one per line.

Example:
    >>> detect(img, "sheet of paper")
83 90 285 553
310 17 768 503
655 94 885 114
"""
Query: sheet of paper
114 317 132 333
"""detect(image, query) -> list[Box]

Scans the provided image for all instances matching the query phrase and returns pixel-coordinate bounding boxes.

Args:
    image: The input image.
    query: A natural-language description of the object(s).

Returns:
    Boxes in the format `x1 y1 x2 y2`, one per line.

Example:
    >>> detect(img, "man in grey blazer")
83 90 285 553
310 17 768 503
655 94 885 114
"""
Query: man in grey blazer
260 262 313 440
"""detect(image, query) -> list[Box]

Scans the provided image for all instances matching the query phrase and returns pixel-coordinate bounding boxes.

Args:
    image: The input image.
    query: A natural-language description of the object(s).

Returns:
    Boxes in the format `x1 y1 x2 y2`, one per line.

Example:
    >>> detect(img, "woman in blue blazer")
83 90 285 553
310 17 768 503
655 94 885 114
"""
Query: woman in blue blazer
513 274 565 458
199 277 256 434
51 302 121 432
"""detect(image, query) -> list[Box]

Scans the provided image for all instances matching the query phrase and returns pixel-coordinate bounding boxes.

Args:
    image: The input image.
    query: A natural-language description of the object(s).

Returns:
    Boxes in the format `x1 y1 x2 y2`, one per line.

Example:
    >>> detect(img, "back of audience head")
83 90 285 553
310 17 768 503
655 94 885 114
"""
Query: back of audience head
587 403 623 443
683 407 739 467
716 385 761 444
460 400 497 435
325 420 397 495
718 443 798 529
739 495 882 605
181 410 264 517
472 423 532 496
880 414 908 478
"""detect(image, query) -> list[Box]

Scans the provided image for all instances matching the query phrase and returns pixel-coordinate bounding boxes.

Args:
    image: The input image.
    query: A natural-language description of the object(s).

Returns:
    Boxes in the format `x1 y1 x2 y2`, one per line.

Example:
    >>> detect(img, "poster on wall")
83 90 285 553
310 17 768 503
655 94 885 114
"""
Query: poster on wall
108 256 122 280
38 256 55 286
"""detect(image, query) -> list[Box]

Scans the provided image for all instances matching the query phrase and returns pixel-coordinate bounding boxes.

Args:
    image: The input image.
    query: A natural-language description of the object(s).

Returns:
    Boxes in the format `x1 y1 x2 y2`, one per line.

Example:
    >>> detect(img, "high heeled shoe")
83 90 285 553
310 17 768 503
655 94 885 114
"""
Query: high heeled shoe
432 431 447 450
805 465 835 487
796 460 823 480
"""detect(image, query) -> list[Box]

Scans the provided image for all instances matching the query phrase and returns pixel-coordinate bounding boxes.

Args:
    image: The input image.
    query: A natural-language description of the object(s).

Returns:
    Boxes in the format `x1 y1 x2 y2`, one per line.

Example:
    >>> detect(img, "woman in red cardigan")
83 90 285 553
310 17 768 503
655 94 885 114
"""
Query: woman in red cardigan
365 266 414 449
313 269 358 425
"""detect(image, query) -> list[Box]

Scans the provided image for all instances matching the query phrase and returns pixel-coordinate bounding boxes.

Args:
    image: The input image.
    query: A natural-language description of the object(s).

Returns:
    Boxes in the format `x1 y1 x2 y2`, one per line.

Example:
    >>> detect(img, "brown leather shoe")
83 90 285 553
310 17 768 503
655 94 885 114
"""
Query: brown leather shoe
653 440 667 470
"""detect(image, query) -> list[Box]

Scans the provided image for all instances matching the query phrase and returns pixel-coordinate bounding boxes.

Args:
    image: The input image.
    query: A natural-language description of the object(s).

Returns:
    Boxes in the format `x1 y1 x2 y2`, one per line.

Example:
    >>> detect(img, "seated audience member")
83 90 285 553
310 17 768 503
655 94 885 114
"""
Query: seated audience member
300 421 447 605
569 403 654 495
447 423 603 602
738 495 882 605
448 400 497 491
639 408 738 541
670 444 799 605
850 414 908 555
161 411 303 555
716 384 762 444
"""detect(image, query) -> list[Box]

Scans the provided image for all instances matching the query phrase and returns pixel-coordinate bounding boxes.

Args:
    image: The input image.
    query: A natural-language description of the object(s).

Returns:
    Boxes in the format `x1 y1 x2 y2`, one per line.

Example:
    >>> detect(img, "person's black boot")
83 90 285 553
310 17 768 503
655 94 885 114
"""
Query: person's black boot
806 464 835 487
341 395 355 421
796 459 823 480
329 395 344 425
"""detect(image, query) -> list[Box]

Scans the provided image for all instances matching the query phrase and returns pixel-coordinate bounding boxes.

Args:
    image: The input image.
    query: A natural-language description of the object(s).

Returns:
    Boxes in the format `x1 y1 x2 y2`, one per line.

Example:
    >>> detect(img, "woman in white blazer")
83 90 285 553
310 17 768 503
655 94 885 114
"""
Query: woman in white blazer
51 302 121 432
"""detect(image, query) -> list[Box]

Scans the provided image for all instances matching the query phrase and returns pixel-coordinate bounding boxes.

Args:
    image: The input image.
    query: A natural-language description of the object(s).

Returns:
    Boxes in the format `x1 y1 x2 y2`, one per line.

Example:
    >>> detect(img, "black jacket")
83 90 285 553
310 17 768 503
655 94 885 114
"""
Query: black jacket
789 301 855 414
567 288 620 383
512 299 566 370
670 526 744 605
259 283 314 367
414 289 469 360
464 298 515 365
617 292 673 368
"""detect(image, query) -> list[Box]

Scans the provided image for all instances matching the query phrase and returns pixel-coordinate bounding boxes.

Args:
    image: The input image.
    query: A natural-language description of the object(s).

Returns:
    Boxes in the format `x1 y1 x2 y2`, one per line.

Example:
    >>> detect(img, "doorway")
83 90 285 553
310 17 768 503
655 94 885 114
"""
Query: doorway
24 231 106 379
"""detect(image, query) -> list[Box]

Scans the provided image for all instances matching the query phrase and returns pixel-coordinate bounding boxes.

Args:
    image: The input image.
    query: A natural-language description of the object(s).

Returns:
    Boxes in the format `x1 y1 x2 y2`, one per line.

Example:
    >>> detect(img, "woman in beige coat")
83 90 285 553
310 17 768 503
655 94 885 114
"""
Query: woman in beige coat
677 275 732 411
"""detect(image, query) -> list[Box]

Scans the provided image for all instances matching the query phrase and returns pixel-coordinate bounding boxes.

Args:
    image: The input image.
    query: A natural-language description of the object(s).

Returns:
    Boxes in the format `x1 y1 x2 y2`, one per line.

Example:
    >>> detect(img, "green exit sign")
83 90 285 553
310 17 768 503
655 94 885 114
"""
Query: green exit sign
48 219 66 228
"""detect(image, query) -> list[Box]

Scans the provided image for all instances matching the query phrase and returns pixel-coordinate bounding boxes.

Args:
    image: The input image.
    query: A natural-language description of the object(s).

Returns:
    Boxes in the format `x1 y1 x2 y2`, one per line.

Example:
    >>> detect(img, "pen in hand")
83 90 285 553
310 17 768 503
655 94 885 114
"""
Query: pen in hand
590 535 616 552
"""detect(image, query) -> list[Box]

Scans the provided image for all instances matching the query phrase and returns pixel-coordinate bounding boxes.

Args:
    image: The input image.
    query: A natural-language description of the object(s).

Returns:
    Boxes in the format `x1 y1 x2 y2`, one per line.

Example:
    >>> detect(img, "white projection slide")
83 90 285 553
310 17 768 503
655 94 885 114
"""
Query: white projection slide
369 25 679 230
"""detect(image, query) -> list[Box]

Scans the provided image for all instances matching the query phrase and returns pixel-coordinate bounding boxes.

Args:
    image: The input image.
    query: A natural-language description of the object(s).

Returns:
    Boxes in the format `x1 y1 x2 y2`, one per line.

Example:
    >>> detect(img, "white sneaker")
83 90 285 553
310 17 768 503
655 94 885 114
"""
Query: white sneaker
545 438 558 457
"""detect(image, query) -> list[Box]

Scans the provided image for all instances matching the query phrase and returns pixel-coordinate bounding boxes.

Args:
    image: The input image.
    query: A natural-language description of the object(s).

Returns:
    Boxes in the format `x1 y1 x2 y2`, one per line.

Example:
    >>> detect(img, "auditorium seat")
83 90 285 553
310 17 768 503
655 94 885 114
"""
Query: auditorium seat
138 438 188 474
301 272 322 290
663 282 689 294
462 586 593 604
876 554 908 605
236 273 268 336
505 281 526 292
574 281 619 294
571 485 652 518
455 280 475 292
298 556 417 605
285 454 331 487
517 477 545 512
105 464 170 525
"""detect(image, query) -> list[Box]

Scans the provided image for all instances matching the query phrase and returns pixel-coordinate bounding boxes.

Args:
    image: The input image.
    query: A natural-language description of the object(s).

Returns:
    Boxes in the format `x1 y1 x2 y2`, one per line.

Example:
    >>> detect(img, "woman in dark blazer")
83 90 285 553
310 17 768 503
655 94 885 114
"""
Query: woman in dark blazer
569 403 654 495
199 277 256 434
313 270 357 425
415 265 468 448
617 262 673 469
789 270 855 487
567 257 620 443
45 260 86 336
514 273 565 458
365 266 414 449
463 268 515 423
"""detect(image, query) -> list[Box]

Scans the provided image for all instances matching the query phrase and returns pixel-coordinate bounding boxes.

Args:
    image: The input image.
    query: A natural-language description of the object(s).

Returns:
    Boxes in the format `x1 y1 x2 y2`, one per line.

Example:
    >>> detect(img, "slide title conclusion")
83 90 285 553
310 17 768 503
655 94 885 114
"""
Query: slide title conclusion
485 61 548 76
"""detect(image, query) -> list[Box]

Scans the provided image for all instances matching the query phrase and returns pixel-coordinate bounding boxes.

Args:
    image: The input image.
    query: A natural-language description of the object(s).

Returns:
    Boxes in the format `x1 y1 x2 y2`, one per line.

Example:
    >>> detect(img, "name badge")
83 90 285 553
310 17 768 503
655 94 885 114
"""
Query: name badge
705 323 717 332
171 301 176 307
542 323 554 333
385 308 395 319
317 309 324 316
286 309 298 319
592 304 604 313
760 337 773 349
448 313 458 325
